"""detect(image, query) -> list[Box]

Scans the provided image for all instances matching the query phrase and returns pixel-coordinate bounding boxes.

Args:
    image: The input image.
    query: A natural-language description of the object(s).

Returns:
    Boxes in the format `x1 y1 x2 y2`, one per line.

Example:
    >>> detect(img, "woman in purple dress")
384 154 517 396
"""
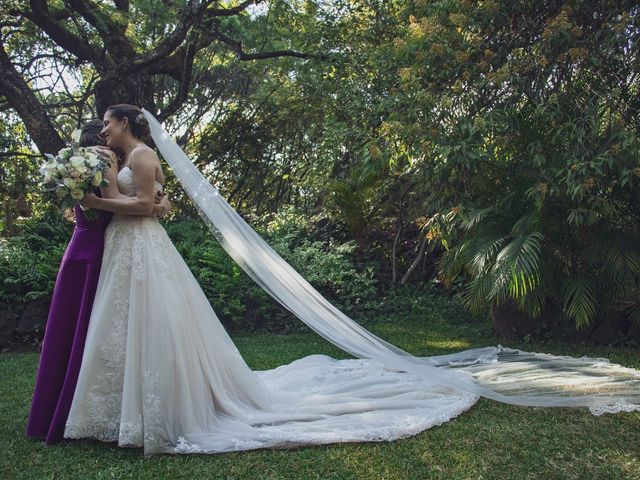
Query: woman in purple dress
26 120 170 444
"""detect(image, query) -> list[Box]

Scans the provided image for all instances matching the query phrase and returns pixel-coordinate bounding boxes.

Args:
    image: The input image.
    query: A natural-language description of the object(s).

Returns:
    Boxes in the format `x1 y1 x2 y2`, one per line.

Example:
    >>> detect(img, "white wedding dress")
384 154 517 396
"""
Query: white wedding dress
64 166 478 455
64 111 640 456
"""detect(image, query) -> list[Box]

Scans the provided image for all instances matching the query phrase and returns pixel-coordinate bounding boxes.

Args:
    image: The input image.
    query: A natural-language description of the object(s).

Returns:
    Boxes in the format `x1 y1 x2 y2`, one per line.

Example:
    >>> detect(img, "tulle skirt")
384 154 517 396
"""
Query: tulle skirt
64 214 477 455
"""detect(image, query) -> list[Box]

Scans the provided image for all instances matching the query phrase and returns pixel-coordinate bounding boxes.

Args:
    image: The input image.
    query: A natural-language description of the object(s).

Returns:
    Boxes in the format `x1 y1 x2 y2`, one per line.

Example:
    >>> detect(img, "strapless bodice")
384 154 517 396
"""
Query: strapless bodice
117 166 163 197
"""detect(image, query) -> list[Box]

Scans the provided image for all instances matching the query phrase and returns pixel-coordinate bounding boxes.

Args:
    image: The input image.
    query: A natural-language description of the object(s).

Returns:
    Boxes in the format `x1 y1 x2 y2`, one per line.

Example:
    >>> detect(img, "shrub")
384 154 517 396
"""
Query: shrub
0 209 71 305
0 209 379 332
164 214 378 331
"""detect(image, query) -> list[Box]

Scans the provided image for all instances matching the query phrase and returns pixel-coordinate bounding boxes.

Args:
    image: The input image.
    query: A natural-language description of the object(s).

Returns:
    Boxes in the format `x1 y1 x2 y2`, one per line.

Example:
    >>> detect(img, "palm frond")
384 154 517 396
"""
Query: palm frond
562 275 597 328
439 242 470 280
459 206 496 231
511 213 540 236
492 232 543 298
460 274 494 313
516 283 547 319
468 235 508 276
628 302 640 325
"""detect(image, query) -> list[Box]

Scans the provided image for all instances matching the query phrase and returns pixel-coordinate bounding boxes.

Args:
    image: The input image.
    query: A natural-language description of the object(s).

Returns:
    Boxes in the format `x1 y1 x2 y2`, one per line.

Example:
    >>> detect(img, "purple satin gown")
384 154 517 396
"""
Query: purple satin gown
26 205 112 444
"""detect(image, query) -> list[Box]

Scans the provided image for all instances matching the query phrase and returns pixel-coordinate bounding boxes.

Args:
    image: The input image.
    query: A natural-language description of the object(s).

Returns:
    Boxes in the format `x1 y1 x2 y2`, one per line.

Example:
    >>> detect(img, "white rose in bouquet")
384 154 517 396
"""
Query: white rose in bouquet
69 155 87 171
92 171 103 187
58 147 73 160
86 152 100 167
40 161 56 183
40 138 111 220
40 159 57 173
63 177 78 189
70 188 84 200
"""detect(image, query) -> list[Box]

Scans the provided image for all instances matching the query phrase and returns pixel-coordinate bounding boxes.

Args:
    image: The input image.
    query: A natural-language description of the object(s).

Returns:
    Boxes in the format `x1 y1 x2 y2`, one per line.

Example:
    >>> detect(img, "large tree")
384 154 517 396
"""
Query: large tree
0 0 325 154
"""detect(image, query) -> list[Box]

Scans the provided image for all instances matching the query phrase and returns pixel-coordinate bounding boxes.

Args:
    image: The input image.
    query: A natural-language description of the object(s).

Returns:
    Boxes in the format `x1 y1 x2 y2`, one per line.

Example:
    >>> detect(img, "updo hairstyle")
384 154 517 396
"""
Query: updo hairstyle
105 103 151 140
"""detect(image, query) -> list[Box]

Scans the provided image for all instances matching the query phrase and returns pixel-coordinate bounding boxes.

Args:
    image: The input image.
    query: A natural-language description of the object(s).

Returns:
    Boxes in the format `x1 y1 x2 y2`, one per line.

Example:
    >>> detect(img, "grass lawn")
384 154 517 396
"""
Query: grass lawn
1 291 639 480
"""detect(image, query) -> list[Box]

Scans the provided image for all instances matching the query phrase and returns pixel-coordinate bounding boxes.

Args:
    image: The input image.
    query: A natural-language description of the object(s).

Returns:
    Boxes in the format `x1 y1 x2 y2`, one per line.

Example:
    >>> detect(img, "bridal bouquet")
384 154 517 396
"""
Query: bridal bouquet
40 130 111 219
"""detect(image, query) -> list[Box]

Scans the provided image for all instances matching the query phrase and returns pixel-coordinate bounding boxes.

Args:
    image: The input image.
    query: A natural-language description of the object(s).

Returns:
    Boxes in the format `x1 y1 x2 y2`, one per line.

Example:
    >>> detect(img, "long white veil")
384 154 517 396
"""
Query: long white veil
142 108 640 415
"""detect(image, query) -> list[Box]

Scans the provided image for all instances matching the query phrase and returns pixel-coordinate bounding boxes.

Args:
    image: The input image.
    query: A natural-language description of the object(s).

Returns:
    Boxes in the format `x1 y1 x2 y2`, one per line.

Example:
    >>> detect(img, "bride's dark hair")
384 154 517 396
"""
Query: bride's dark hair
105 103 151 140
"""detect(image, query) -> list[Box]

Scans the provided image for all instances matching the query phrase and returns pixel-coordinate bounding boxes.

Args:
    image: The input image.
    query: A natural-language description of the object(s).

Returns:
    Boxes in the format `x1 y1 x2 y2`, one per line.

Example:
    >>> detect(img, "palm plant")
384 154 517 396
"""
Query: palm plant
441 206 640 329
438 99 640 331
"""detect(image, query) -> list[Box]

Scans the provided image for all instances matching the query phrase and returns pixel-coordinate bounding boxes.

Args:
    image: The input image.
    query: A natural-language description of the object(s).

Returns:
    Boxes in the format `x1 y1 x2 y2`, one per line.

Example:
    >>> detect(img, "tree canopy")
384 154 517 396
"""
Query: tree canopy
1 0 639 333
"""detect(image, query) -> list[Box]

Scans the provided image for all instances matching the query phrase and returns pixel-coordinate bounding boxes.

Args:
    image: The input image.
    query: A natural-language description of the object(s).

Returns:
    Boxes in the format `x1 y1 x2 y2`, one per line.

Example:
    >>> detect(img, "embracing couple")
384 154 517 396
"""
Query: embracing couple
25 105 640 456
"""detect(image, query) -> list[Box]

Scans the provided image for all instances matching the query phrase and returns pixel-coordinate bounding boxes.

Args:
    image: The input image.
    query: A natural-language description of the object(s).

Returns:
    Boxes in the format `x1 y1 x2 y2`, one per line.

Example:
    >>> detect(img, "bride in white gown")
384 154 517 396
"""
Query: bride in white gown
65 104 640 456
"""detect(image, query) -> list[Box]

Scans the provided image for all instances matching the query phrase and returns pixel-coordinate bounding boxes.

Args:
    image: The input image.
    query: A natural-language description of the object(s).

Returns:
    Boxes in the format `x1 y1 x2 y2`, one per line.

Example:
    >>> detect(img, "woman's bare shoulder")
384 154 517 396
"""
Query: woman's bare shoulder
129 144 159 167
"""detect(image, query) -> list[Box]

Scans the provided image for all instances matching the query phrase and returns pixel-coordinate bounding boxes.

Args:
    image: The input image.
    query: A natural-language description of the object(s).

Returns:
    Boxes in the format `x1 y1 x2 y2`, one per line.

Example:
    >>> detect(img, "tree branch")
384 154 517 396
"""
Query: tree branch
146 54 183 79
99 0 206 84
0 39 64 154
206 0 263 17
0 151 43 159
401 223 430 285
100 0 320 85
158 40 198 121
391 184 409 285
65 0 135 56
113 0 129 12
23 0 101 63
210 28 329 61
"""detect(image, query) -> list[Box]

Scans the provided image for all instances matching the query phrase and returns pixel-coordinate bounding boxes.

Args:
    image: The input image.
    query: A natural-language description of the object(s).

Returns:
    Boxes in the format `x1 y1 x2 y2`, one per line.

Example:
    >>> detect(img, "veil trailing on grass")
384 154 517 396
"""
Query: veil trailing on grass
142 108 640 415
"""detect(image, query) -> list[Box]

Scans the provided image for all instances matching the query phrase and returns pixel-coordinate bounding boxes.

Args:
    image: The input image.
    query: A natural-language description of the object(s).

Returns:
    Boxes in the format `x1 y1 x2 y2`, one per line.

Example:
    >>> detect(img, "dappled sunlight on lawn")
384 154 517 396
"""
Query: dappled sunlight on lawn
608 449 640 478
366 321 480 355
424 339 472 351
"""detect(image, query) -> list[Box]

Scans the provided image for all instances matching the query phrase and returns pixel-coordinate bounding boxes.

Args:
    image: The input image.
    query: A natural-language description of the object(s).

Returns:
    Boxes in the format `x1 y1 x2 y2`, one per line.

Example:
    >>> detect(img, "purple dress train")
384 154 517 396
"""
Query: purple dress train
26 205 111 444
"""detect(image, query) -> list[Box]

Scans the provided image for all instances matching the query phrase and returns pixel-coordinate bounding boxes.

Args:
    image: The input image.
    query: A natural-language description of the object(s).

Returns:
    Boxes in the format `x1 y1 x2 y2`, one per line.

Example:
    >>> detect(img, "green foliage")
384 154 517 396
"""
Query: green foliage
0 207 376 332
264 211 378 311
163 218 274 330
0 112 42 236
383 1 640 327
161 214 378 331
6 0 640 334
0 209 71 304
441 196 640 331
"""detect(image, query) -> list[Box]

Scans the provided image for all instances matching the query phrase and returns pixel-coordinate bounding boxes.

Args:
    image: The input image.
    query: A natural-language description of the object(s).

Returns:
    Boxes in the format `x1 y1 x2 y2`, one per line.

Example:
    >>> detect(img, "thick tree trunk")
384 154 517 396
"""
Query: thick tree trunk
0 41 64 155
94 70 157 116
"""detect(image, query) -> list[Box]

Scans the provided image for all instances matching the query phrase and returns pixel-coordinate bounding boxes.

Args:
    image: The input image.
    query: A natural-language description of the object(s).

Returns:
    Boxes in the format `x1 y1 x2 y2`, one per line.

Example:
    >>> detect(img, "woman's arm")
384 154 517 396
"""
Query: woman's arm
94 147 168 216
83 148 159 215
96 150 127 200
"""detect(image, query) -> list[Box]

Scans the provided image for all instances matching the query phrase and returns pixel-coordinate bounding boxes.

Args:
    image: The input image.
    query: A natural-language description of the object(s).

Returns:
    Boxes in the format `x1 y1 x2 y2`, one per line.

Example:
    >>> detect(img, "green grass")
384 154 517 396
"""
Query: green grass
1 291 639 480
